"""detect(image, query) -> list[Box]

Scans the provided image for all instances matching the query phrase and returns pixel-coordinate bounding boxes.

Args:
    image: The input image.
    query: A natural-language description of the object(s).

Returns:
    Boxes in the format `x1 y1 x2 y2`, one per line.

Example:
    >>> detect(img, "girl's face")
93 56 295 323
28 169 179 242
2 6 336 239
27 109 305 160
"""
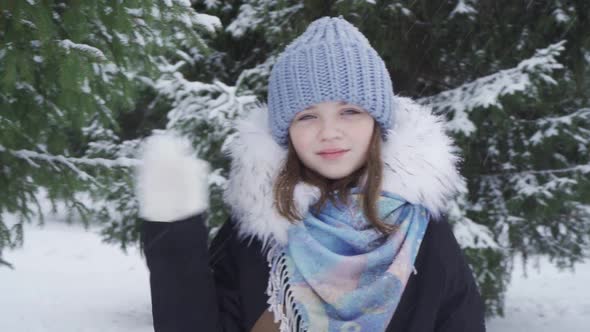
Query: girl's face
288 101 375 180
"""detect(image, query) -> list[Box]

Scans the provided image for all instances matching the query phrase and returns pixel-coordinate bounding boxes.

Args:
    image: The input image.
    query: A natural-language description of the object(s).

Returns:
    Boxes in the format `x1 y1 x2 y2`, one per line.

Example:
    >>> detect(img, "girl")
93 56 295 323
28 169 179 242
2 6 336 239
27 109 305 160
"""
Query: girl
137 17 486 332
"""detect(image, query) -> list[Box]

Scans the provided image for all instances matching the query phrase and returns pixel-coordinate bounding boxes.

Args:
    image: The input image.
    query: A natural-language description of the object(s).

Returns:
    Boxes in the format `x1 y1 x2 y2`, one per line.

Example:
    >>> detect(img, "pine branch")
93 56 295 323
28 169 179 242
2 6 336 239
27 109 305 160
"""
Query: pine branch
14 82 65 115
454 217 500 249
517 107 590 124
480 163 590 179
59 39 107 61
0 145 139 183
449 0 478 19
419 41 566 135
477 176 510 217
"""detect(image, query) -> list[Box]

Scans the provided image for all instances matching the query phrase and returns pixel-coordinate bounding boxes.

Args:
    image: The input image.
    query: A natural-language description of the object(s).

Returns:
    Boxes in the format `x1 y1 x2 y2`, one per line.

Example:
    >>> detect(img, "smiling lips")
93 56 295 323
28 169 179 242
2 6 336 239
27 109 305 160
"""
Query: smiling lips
317 148 350 160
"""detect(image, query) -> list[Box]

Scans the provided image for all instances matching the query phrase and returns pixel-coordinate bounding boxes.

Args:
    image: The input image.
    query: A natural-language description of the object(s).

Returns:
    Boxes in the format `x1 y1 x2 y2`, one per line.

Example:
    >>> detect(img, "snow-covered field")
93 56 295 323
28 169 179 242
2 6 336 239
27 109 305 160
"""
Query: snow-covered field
1 213 589 332
0 217 152 332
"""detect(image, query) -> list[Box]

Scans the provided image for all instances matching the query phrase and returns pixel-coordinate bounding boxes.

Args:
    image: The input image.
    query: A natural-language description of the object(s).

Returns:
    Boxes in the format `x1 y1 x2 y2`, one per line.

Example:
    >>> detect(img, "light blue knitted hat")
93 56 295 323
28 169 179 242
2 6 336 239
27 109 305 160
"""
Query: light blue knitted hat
267 16 395 148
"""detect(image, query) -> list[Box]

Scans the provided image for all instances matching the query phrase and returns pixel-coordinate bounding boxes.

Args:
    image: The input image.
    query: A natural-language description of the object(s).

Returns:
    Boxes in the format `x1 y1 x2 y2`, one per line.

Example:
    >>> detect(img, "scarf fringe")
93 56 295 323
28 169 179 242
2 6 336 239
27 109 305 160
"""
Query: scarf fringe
266 239 308 332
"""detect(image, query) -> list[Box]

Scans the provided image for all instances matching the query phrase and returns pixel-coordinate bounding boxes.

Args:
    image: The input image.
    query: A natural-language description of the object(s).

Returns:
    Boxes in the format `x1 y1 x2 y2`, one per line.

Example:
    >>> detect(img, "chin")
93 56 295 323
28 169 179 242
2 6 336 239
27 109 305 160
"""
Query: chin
314 168 354 180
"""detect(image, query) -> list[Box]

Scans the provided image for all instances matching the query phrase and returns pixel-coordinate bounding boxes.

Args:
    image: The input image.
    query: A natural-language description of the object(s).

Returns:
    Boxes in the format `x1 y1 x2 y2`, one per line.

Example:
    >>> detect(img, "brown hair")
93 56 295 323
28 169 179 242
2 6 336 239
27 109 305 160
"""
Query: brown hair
273 124 397 235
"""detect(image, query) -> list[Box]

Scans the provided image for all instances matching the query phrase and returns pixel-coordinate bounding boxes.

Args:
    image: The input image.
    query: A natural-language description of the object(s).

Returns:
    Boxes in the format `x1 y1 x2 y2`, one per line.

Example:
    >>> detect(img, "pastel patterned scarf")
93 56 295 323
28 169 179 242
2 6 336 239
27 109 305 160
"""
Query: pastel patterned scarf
266 191 430 332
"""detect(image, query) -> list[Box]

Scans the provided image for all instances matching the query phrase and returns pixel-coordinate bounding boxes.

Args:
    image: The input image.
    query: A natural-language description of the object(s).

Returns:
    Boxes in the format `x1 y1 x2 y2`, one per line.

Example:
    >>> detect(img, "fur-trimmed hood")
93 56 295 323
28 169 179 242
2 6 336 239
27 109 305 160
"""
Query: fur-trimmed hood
223 97 466 248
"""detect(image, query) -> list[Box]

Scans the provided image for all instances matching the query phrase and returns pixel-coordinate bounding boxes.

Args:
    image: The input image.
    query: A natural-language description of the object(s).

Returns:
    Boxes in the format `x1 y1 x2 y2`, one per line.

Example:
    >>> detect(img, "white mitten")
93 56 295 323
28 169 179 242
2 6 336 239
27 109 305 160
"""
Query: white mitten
135 133 210 222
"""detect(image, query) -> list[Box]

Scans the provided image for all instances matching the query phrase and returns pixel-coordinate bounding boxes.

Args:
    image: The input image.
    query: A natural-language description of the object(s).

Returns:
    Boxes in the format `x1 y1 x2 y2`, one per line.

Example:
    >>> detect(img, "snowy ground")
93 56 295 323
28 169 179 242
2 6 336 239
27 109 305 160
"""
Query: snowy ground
1 213 589 332
0 214 152 332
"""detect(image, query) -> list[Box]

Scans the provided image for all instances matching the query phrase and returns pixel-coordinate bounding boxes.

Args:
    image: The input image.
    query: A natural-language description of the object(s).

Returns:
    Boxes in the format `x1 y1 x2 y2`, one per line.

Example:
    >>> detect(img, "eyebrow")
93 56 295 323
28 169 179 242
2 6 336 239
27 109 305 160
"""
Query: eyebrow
304 101 347 110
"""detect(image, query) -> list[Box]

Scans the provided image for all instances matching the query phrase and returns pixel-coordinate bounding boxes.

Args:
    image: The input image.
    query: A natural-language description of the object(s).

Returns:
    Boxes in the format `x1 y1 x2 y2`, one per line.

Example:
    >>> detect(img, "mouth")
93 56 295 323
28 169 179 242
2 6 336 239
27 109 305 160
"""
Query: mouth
317 149 350 160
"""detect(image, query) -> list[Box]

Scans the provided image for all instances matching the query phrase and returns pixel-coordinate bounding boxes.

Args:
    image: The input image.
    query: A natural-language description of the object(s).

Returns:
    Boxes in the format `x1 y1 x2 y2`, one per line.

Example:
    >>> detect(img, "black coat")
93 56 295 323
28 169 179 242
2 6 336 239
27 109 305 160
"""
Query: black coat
140 213 486 332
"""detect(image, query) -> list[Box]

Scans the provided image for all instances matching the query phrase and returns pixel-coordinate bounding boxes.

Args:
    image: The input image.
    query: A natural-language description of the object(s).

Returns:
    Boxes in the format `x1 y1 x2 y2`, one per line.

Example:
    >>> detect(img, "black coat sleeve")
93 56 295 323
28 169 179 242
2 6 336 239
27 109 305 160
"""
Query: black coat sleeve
434 220 487 332
141 214 244 332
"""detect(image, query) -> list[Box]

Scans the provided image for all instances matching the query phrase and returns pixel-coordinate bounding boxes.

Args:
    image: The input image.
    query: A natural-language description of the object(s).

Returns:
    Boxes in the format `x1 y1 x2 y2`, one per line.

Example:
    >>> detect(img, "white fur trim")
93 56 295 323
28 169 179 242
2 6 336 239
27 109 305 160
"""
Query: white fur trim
224 97 466 245
223 109 318 248
381 97 466 218
136 133 210 222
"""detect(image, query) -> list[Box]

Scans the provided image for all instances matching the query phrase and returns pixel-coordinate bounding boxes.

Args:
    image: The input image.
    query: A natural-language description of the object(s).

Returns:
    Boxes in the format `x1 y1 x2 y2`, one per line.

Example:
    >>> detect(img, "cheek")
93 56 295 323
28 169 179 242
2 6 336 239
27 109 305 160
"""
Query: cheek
350 118 375 143
289 126 312 154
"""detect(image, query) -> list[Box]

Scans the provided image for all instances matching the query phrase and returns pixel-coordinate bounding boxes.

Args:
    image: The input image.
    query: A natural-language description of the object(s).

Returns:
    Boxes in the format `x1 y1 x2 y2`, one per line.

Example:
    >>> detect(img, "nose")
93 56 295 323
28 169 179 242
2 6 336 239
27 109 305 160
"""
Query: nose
318 120 343 142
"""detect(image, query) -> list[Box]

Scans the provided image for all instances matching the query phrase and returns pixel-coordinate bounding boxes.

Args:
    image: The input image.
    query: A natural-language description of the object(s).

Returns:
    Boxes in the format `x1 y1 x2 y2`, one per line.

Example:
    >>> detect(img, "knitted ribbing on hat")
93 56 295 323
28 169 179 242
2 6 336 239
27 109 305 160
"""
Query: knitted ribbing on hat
267 16 395 148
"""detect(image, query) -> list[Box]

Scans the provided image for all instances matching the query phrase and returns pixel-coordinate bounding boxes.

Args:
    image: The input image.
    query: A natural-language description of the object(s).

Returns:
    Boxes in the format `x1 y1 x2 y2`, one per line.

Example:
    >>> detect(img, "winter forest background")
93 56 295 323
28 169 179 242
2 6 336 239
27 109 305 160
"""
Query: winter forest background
1 0 589 327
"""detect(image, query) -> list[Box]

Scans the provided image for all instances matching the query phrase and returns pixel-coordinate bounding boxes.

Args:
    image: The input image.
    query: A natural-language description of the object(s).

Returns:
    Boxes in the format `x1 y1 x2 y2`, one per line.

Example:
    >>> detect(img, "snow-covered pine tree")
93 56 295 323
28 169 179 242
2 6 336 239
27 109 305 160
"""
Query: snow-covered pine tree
155 73 257 232
0 0 220 266
183 0 590 316
421 40 590 316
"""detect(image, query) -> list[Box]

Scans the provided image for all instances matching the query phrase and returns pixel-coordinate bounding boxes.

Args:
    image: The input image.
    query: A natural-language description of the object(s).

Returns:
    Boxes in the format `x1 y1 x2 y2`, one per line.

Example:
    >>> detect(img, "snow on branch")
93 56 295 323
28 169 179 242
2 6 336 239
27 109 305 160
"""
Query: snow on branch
482 163 590 179
267 4 304 28
155 72 258 190
164 7 220 33
157 72 256 131
0 145 139 183
226 4 263 38
163 0 192 7
419 41 566 136
474 165 589 208
59 39 107 61
552 8 571 24
454 217 499 249
535 107 590 125
194 13 222 33
449 0 478 19
448 195 499 249
575 203 590 218
517 107 590 127
14 82 64 116
528 108 590 146
480 176 509 216
510 173 578 200
227 2 302 38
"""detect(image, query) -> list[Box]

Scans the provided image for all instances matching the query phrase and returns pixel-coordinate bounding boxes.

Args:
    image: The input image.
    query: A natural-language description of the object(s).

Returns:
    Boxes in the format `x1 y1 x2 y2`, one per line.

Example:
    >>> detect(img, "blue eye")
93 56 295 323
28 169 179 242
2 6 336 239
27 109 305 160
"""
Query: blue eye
297 114 315 121
342 109 361 115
